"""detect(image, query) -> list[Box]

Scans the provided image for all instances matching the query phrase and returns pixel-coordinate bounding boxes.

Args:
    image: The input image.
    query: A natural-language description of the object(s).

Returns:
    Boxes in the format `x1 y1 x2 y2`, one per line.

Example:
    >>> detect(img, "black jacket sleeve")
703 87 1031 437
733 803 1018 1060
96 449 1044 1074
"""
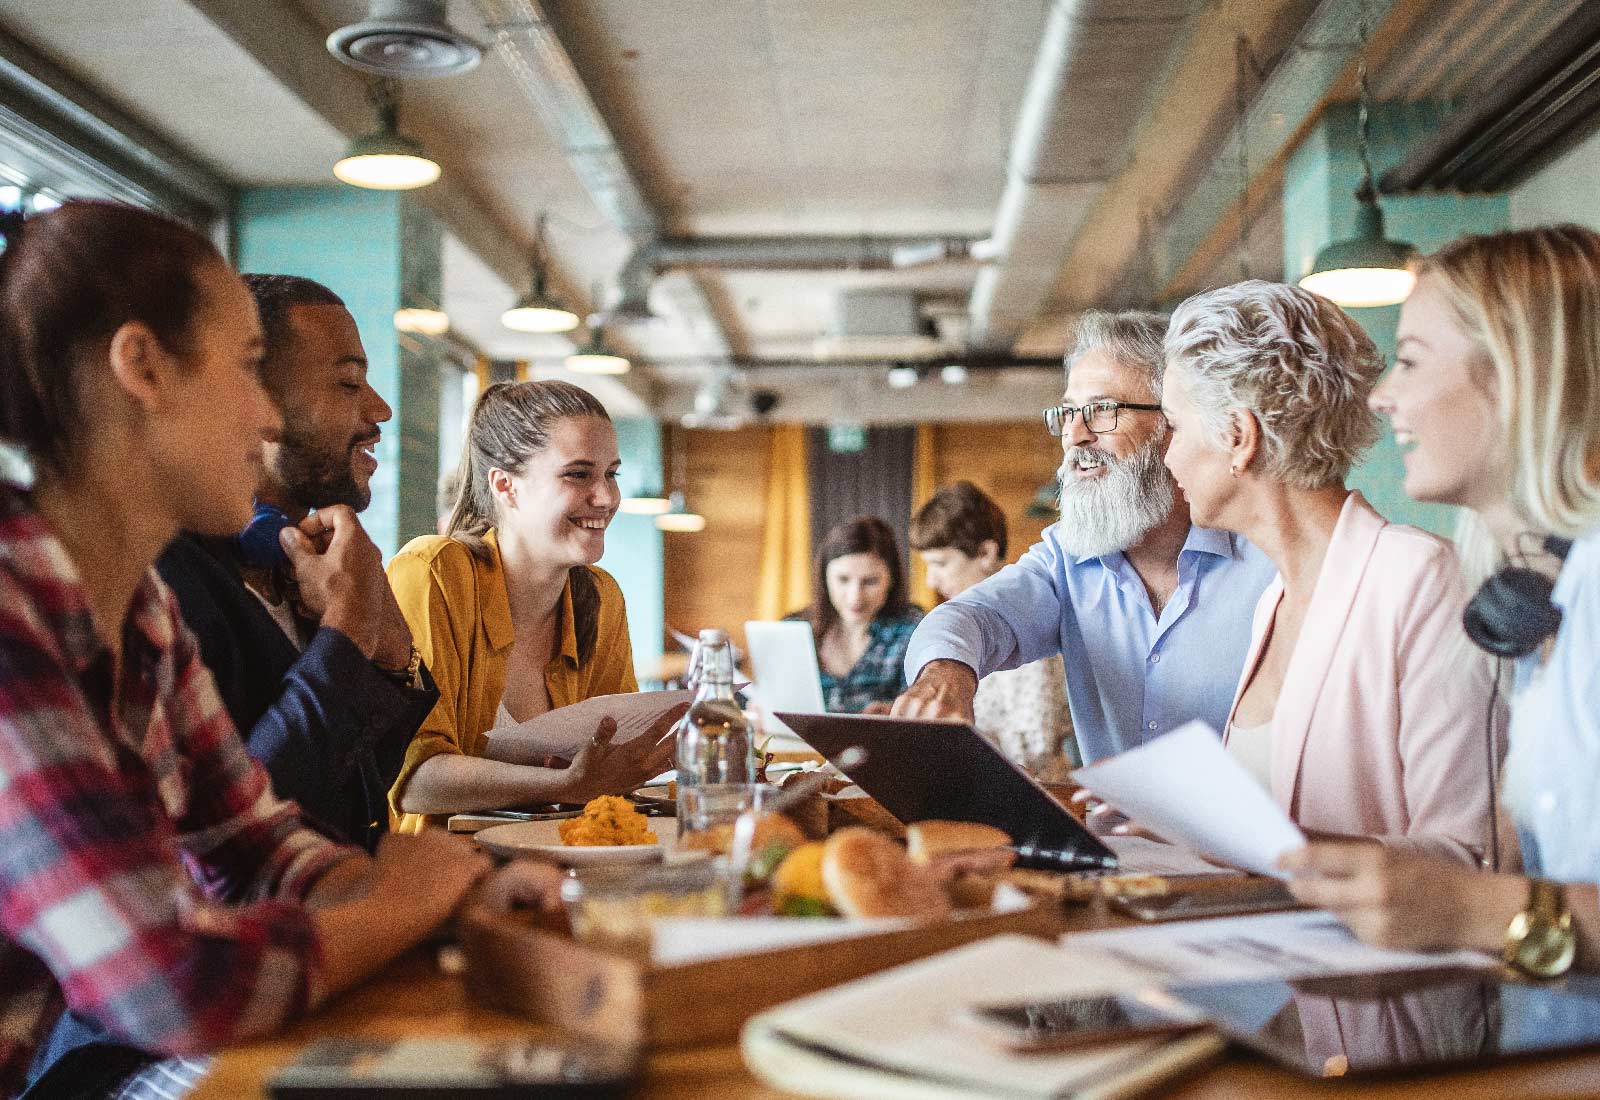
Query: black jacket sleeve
155 534 438 851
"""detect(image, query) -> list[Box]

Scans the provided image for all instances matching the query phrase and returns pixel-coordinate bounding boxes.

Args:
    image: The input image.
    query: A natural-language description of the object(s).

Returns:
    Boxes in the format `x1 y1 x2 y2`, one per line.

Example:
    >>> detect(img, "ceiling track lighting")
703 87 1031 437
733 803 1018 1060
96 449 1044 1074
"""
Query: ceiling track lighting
334 81 441 191
1298 1 1416 308
502 214 580 334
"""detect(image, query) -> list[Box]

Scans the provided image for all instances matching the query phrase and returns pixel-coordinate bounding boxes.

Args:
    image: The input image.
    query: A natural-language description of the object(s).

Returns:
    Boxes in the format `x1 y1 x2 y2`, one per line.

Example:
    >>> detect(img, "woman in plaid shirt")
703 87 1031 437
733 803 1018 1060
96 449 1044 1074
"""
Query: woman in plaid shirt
788 516 924 713
0 202 552 1099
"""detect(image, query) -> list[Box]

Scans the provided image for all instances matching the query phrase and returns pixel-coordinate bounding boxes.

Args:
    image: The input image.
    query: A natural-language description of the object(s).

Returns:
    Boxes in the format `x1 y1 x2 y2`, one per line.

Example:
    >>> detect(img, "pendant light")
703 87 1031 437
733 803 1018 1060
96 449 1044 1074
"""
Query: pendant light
334 81 440 191
654 427 704 533
502 215 580 333
565 322 631 375
619 493 672 515
1298 2 1416 308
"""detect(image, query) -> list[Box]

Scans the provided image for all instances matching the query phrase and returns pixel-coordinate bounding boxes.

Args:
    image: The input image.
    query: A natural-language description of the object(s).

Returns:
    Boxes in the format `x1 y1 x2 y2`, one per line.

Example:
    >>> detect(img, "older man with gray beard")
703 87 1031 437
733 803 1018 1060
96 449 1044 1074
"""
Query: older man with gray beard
893 310 1276 764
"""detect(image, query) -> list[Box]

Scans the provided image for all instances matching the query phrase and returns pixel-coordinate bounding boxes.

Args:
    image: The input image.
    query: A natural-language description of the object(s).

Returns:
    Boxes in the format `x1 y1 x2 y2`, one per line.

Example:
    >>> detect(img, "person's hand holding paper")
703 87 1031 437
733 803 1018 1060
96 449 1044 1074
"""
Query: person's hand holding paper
483 690 691 763
1071 721 1306 877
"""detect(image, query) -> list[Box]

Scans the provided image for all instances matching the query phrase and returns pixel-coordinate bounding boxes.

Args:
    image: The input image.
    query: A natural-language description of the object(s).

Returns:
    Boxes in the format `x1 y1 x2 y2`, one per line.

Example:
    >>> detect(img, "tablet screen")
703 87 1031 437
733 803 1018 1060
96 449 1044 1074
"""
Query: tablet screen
1169 968 1600 1078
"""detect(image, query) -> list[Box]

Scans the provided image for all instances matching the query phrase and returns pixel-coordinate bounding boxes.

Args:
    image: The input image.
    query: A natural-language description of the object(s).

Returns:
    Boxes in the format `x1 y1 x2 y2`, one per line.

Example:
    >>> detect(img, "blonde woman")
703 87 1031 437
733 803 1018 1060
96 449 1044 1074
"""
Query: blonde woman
1160 280 1503 862
1283 226 1600 974
386 381 675 832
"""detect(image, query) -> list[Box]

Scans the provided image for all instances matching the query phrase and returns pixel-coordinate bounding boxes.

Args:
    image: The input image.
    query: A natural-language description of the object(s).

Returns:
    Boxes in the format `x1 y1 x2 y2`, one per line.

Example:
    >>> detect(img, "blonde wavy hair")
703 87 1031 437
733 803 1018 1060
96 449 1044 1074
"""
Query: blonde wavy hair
1163 280 1383 489
1416 225 1600 558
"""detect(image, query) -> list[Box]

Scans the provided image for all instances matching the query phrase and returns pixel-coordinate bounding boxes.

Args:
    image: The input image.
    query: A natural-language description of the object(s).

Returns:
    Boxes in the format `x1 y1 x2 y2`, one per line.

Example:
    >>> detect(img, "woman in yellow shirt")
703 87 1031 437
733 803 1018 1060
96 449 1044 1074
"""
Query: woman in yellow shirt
387 380 675 832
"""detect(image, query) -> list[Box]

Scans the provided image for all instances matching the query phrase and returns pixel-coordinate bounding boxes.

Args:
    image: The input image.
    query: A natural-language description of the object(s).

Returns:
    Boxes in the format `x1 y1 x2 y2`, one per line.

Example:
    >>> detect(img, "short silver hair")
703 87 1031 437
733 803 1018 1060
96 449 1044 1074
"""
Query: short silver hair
1065 310 1169 401
1163 280 1382 489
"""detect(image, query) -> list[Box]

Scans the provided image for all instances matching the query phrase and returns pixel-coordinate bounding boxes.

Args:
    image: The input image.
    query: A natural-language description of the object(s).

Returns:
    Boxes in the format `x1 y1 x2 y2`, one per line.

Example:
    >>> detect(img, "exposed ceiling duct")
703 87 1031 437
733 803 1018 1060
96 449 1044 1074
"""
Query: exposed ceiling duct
327 1 482 77
966 0 1194 352
1380 0 1600 193
472 0 734 357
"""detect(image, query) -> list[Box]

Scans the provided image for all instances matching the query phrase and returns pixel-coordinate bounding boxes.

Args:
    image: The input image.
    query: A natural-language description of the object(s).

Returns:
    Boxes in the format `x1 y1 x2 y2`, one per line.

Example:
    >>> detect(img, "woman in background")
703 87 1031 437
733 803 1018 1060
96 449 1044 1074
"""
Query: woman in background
387 381 673 833
911 481 1076 776
1285 225 1600 974
1160 279 1501 863
789 516 923 713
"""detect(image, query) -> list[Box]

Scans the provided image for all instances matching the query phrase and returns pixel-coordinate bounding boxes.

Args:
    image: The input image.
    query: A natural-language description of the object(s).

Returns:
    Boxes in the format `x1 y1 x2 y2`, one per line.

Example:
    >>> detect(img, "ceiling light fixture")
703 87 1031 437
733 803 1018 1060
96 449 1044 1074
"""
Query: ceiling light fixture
333 82 440 191
393 306 449 335
654 430 704 533
654 492 706 533
1298 2 1415 308
619 494 672 516
502 214 580 333
886 365 920 389
565 321 630 374
940 364 968 385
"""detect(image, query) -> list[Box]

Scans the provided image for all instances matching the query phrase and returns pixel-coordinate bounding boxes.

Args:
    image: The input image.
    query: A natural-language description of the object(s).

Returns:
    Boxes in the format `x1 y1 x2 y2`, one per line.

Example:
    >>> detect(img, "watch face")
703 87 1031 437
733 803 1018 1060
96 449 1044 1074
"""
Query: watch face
1526 925 1579 977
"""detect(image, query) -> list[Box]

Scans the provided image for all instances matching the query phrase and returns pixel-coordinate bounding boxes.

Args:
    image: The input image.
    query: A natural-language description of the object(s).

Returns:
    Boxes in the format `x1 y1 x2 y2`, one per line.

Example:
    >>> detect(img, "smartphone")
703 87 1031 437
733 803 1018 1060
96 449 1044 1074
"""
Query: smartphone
1111 880 1302 922
958 989 1205 1052
268 1037 637 1099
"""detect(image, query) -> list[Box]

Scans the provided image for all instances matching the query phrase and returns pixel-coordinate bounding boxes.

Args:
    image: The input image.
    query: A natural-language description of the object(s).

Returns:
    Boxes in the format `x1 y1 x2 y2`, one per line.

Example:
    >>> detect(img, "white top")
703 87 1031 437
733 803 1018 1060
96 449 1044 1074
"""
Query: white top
1225 719 1273 791
971 654 1076 776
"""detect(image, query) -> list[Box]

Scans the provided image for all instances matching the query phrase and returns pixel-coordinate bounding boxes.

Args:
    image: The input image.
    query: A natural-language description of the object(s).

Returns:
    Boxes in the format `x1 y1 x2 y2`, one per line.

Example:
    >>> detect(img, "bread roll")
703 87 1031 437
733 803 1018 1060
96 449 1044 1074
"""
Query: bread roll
820 827 951 921
905 820 1012 865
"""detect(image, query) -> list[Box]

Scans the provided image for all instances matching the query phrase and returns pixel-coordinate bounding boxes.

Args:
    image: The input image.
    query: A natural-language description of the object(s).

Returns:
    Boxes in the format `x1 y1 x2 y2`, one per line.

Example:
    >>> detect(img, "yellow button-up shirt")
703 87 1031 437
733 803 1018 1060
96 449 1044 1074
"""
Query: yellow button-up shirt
385 529 637 833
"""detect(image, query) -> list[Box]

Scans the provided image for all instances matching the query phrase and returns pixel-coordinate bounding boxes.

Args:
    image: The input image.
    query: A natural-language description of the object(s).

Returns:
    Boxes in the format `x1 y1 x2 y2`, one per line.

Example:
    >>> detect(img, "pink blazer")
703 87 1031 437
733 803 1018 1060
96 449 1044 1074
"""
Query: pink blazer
1223 492 1506 863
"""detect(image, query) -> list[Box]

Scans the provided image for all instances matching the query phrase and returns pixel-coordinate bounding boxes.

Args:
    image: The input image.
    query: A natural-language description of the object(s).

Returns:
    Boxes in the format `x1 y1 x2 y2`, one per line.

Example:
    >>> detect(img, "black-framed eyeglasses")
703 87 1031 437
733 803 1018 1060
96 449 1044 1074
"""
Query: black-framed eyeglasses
1043 400 1163 437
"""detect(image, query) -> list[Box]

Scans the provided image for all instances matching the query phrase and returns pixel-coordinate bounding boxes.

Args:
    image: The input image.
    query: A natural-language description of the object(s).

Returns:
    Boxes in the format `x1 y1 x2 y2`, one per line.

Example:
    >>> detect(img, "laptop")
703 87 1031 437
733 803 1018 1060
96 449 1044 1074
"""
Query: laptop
774 712 1117 872
744 620 828 731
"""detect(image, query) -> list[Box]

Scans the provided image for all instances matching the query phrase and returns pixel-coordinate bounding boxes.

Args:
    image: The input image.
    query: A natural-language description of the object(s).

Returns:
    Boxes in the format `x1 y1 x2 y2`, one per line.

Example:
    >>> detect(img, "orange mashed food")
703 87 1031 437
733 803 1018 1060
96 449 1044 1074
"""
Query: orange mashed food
559 795 659 847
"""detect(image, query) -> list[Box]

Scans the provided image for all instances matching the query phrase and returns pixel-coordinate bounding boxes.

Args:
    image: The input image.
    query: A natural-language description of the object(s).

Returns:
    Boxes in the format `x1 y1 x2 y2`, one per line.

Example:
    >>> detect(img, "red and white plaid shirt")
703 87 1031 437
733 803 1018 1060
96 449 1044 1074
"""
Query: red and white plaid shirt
0 486 352 1097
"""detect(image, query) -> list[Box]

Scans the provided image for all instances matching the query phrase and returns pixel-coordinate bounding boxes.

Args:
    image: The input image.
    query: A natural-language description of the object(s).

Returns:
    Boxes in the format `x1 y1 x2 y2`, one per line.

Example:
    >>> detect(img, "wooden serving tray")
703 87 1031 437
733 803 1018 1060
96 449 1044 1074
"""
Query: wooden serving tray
459 901 1061 1049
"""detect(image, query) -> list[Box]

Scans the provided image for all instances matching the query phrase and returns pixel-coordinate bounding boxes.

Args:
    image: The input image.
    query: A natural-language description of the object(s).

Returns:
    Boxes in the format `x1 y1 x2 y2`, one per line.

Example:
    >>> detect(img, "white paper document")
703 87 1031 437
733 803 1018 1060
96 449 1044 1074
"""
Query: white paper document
1060 910 1495 985
1072 720 1306 876
482 690 691 758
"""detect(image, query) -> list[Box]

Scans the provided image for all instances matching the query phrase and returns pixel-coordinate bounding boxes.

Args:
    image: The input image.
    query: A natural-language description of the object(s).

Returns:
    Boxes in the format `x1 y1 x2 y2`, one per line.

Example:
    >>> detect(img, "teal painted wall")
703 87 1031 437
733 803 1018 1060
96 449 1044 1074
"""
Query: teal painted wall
233 186 443 558
1283 103 1509 537
600 417 666 673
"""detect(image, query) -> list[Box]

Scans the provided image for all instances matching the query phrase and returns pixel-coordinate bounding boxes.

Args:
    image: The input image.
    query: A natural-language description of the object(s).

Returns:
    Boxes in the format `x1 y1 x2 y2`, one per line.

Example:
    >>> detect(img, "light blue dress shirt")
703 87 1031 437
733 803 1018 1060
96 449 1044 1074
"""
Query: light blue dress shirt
1503 527 1600 881
904 522 1276 763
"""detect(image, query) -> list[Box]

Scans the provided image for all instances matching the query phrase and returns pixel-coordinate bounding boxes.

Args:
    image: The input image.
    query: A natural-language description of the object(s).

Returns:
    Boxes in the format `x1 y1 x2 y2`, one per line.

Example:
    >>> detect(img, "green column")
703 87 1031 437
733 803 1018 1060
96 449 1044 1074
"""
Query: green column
599 417 666 674
1283 103 1508 536
233 187 444 558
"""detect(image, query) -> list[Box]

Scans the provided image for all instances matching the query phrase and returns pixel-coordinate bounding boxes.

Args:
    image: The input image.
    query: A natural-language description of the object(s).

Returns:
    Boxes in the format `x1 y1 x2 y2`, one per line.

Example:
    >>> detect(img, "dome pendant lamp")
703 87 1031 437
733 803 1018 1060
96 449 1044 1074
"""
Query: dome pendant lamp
502 215 581 334
334 82 440 191
1298 2 1415 308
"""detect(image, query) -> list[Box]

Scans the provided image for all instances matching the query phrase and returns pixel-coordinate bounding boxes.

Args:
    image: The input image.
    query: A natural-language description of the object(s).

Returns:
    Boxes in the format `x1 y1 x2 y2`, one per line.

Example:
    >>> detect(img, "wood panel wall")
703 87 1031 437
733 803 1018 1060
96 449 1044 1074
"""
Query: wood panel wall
660 424 772 651
660 421 1061 651
922 421 1063 564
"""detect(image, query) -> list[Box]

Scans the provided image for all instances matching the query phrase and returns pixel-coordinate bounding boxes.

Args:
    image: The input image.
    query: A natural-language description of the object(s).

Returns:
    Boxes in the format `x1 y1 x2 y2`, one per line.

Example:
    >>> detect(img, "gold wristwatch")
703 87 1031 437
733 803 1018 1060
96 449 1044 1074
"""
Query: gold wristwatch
1503 877 1576 978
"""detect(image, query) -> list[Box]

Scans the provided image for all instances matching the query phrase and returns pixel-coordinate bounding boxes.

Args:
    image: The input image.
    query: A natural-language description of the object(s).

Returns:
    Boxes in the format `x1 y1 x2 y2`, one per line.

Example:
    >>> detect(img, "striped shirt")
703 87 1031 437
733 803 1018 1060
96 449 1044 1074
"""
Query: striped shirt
0 486 349 1097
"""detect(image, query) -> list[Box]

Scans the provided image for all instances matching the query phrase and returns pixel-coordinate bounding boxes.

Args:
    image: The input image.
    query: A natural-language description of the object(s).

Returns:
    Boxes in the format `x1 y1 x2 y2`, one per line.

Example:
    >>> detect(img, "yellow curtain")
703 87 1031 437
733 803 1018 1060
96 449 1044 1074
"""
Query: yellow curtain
909 424 939 610
755 424 812 621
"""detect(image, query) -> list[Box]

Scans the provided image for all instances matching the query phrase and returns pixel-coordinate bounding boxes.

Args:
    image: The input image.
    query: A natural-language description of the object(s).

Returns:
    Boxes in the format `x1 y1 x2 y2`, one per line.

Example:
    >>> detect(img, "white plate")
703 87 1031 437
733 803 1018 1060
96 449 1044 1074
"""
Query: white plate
629 784 674 809
474 818 680 866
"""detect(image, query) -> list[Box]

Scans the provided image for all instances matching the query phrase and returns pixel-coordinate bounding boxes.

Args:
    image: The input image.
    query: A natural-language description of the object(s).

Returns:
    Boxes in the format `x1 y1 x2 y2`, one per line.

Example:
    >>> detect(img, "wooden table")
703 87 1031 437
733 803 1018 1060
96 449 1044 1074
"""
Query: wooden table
192 932 1600 1099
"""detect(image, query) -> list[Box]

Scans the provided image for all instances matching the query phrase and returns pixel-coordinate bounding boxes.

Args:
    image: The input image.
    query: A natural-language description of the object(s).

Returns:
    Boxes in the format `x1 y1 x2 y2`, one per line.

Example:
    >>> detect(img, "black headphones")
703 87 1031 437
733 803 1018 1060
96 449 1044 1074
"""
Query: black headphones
1462 535 1573 658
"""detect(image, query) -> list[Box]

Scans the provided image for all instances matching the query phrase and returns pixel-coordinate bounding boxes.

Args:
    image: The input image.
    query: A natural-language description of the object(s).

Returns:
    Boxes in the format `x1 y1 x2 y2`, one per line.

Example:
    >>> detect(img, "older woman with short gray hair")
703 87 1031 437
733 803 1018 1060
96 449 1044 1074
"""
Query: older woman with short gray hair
1159 280 1504 864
